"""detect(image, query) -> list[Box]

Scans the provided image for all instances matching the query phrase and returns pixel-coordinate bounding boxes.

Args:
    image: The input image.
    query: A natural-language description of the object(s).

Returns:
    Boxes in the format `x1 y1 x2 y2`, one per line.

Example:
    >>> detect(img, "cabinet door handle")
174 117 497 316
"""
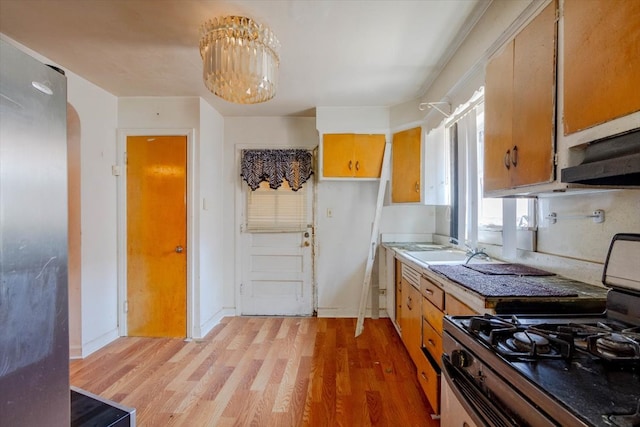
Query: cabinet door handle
415 181 419 192
355 161 360 171
428 339 436 347
421 371 428 381
504 150 511 170
407 296 412 310
348 160 353 170
511 145 518 167
424 288 434 295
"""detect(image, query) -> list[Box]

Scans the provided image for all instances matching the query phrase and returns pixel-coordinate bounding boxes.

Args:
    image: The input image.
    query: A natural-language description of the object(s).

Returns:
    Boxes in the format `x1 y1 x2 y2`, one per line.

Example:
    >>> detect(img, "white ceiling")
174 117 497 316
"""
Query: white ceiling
0 0 490 117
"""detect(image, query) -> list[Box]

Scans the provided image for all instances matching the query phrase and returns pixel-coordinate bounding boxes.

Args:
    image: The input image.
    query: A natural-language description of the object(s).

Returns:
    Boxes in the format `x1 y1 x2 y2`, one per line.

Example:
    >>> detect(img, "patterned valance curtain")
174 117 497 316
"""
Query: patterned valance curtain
241 149 313 191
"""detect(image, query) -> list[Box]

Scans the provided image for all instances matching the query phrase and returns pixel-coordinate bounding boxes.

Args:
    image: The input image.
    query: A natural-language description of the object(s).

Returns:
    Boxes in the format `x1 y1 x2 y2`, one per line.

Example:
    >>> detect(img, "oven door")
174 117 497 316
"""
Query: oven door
441 354 559 427
441 366 481 427
441 357 516 427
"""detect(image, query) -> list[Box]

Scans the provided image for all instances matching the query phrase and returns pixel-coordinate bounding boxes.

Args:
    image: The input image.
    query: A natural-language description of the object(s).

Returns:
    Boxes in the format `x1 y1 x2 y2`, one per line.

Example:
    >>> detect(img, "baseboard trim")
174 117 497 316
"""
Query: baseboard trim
69 344 83 360
195 308 234 339
81 328 119 359
316 308 390 318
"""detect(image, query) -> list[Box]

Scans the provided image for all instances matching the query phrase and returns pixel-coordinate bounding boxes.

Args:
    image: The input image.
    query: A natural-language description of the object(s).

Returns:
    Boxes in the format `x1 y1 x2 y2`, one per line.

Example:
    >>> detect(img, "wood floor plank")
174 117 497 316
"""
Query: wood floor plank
70 317 438 426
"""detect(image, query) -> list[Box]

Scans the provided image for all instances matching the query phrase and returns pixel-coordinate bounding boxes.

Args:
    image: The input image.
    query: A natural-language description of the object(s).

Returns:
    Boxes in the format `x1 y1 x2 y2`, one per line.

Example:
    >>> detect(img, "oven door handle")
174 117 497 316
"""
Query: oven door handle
442 355 520 427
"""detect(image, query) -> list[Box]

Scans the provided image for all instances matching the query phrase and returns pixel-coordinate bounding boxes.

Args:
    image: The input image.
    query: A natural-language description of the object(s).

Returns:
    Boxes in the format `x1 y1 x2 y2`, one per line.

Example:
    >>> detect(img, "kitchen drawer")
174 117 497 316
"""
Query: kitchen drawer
446 294 476 316
402 263 421 288
422 297 444 334
420 276 444 310
416 348 441 414
422 318 443 366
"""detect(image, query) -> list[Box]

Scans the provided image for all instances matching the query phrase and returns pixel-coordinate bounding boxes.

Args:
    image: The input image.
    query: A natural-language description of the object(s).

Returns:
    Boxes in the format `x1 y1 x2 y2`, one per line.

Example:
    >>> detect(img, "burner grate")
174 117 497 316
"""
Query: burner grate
463 315 574 361
463 315 640 364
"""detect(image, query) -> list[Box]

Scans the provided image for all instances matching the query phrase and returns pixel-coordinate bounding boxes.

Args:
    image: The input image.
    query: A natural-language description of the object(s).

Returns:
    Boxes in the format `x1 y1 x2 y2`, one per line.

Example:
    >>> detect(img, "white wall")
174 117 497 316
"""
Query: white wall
390 0 537 132
315 107 436 316
197 99 226 336
537 190 640 262
69 74 119 357
316 183 434 316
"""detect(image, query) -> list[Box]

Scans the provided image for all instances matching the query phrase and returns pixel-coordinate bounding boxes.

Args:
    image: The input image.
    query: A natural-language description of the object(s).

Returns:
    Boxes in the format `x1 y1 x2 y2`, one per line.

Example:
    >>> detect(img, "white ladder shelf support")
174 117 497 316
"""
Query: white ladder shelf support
355 140 391 337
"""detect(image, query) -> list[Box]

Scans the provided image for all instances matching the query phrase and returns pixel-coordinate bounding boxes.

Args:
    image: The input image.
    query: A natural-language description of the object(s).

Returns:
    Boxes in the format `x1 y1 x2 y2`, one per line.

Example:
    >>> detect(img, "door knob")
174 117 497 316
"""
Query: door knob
175 245 184 253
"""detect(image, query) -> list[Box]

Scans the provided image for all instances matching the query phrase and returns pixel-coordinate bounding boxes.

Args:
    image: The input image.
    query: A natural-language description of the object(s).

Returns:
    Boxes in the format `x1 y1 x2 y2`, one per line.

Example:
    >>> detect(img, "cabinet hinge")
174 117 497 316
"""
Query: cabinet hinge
240 283 243 295
554 153 558 165
124 300 129 313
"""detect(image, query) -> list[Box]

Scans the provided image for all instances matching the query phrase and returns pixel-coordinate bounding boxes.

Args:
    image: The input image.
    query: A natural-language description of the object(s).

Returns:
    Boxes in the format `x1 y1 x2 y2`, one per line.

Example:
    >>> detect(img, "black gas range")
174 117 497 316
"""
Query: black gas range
442 233 640 427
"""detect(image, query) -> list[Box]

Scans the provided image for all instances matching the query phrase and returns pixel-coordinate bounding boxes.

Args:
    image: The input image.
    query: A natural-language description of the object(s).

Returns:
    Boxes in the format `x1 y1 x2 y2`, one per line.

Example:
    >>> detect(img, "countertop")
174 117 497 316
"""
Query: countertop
383 242 609 315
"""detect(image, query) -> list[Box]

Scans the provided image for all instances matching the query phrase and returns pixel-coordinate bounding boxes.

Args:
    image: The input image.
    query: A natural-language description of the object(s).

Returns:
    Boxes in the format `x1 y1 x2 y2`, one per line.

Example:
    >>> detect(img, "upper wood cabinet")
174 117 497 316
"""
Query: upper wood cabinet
322 133 386 178
484 40 514 192
484 2 557 193
392 127 422 203
563 0 640 135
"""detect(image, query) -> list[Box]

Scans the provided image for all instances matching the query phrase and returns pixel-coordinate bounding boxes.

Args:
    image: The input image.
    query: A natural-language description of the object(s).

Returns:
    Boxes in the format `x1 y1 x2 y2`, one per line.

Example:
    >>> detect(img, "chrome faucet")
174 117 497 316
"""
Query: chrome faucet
450 237 490 263
465 247 489 264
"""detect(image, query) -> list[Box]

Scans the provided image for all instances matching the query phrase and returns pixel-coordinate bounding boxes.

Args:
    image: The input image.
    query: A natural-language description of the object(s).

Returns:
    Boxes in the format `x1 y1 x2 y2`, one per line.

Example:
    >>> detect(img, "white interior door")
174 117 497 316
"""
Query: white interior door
240 180 314 316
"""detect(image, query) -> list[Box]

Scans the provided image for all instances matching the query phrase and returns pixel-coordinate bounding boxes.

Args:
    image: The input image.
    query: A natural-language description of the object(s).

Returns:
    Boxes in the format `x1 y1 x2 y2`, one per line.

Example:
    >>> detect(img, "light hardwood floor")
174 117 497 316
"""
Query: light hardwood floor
70 317 438 426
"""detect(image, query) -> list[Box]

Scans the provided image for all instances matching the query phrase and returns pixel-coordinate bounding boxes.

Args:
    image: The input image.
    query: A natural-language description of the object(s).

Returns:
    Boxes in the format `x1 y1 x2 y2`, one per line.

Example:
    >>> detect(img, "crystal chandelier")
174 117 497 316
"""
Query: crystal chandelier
199 16 280 104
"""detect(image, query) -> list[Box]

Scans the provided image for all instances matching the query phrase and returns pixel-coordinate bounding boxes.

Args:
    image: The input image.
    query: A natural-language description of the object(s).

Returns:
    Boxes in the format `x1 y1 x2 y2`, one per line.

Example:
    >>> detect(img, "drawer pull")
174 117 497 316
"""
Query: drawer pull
428 339 435 347
424 288 434 295
348 160 353 170
421 371 428 382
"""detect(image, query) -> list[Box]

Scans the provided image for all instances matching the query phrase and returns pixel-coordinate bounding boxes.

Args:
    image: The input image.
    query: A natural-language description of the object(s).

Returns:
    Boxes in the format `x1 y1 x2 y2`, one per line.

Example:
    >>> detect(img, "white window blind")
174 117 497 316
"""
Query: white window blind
246 180 307 232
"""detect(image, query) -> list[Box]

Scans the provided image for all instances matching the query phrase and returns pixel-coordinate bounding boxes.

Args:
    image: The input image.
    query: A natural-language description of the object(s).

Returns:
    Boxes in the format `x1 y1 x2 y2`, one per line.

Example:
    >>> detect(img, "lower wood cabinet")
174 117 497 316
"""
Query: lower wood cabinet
446 294 476 316
395 259 403 326
416 348 441 415
400 277 423 364
394 260 479 416
422 318 443 367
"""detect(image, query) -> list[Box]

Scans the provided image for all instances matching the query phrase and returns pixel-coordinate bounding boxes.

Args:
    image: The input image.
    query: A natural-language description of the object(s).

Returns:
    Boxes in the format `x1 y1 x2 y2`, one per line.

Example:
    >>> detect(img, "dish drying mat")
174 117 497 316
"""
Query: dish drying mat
429 265 577 297
464 263 555 276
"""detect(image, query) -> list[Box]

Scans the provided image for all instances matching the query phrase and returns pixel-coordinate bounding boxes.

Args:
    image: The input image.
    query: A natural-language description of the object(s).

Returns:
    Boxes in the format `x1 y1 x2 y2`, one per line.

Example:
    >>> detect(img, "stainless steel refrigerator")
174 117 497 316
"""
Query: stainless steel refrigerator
1 39 70 426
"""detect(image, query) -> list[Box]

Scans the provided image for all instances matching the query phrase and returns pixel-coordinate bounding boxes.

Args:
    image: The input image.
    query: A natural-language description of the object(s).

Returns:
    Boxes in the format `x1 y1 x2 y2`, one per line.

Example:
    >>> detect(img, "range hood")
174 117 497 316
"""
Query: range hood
561 128 640 186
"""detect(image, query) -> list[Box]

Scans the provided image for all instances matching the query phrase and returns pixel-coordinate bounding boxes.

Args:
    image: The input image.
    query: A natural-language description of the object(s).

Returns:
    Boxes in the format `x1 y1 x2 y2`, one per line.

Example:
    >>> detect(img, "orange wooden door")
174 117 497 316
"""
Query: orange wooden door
392 127 421 202
354 134 386 178
126 135 187 337
323 133 355 177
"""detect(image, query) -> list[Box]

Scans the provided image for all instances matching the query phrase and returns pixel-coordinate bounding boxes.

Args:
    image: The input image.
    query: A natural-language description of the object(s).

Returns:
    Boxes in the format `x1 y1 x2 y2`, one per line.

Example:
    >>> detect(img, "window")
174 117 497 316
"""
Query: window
246 180 308 232
446 88 536 250
446 90 484 248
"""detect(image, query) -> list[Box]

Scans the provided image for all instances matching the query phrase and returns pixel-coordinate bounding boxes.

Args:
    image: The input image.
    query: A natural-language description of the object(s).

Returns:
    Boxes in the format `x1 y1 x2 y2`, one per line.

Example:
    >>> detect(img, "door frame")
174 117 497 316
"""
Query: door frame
116 128 196 338
234 144 318 316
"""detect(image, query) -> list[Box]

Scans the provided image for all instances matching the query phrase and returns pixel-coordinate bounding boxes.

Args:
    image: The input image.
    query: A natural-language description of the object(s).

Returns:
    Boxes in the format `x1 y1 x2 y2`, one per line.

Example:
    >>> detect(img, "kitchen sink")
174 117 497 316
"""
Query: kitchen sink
405 249 492 265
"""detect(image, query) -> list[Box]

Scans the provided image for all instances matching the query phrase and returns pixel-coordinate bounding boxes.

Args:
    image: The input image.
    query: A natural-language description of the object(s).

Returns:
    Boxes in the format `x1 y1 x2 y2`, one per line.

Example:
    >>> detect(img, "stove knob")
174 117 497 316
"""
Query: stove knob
451 350 472 368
